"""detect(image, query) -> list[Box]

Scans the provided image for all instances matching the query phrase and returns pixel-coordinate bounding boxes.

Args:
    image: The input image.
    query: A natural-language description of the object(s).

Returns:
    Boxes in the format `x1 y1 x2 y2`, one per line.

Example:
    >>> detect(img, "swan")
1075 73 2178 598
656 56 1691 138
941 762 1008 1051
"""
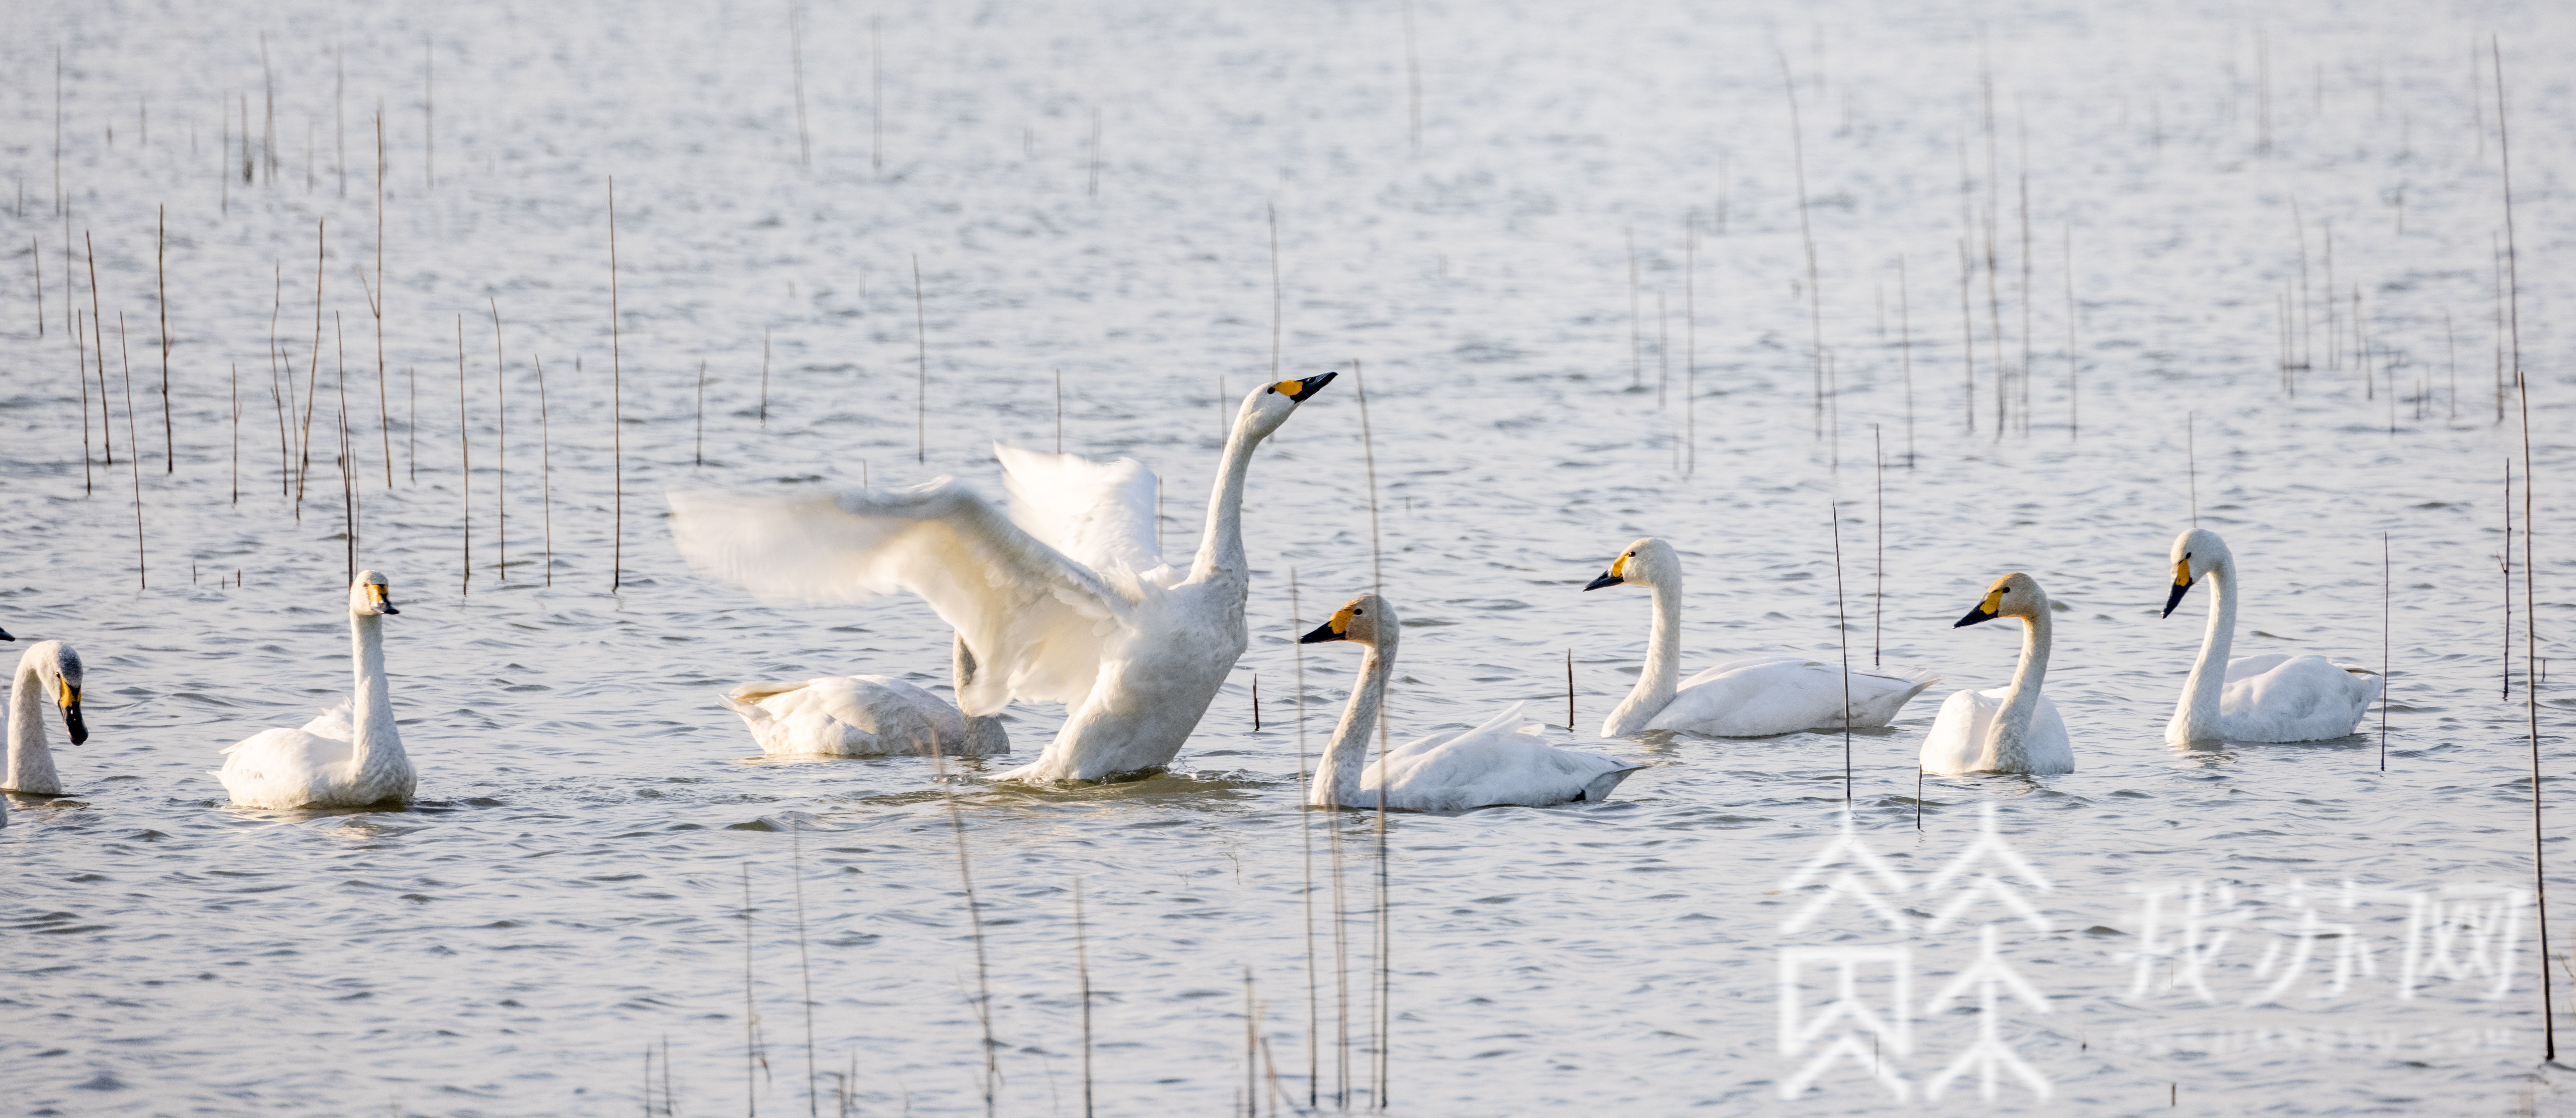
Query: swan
2162 527 2381 744
1301 594 1642 810
215 571 417 809
720 634 1010 757
670 373 1335 783
4 639 89 797
1918 572 2074 776
1582 537 1935 738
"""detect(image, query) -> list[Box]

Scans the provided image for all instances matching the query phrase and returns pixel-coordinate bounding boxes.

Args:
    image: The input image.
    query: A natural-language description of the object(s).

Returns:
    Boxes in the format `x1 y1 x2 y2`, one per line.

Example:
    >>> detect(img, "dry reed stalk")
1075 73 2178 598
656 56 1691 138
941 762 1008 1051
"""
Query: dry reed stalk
926 739 999 1115
491 300 507 577
75 309 90 494
610 177 623 591
230 363 239 503
458 315 470 595
1564 649 1574 731
375 116 390 485
119 313 144 587
2380 533 2390 770
536 356 553 585
790 0 810 168
1290 572 1319 1108
157 206 171 469
31 237 42 339
1074 877 1094 1118
295 221 325 518
791 817 818 1118
1831 497 1850 800
269 264 286 494
2495 38 2552 1061
85 233 108 466
1957 239 1974 433
913 255 927 463
408 365 417 483
2322 222 2336 371
1777 52 1824 436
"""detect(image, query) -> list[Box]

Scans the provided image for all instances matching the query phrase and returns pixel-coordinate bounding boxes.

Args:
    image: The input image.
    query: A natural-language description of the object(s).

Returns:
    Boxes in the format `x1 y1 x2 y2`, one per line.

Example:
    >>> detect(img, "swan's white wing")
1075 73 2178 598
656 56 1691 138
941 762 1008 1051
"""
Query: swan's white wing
996 444 1164 580
1918 688 2003 776
669 481 1130 714
1368 703 1639 809
2220 654 2378 741
217 726 354 808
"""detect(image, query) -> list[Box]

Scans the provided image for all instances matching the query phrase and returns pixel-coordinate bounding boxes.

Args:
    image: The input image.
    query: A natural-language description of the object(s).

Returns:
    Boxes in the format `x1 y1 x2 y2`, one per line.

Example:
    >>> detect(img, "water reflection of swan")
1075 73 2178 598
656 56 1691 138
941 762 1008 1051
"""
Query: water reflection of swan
215 572 417 809
671 375 1334 783
1302 594 1641 810
5 639 89 797
2162 528 2380 744
1582 536 1935 738
1919 572 2074 776
720 637 1009 757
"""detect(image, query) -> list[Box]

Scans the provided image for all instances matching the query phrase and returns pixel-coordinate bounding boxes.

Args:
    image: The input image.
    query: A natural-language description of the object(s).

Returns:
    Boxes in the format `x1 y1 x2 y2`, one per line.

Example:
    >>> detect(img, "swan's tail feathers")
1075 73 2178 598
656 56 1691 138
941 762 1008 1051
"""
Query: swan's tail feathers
719 683 799 722
1580 765 1647 803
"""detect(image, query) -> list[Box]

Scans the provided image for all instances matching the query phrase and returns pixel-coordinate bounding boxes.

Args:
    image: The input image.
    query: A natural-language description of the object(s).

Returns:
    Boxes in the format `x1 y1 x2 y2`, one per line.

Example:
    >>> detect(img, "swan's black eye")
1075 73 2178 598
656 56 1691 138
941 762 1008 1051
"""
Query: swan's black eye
1263 384 1277 394
1352 609 1364 616
1999 588 2010 594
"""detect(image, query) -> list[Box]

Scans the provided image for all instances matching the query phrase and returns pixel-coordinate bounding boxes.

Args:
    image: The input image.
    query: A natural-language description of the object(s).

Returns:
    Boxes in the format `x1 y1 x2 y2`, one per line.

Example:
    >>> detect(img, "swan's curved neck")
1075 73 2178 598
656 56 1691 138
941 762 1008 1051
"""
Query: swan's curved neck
2172 557 2235 742
1607 578 1683 735
6 649 58 793
1985 610 2054 770
1313 632 1395 808
348 612 403 783
1188 414 1266 585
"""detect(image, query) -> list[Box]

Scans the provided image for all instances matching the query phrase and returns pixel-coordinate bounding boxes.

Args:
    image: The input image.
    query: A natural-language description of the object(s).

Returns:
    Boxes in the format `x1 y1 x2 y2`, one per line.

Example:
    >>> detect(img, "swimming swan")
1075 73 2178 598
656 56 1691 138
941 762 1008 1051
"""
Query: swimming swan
1583 537 1935 738
2162 527 2381 744
670 373 1335 783
5 639 89 797
720 634 1010 757
215 571 417 809
1302 594 1642 810
1918 572 2074 776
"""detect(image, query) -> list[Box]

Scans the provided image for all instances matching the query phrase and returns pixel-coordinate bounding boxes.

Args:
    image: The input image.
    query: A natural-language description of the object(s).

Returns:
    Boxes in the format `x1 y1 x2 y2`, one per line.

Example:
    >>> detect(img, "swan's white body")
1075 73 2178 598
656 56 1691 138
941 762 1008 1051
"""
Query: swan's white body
1588 538 1935 738
216 573 416 809
1920 573 2075 776
1307 595 1641 811
4 640 87 798
671 375 1332 783
2164 528 2381 744
720 673 1008 757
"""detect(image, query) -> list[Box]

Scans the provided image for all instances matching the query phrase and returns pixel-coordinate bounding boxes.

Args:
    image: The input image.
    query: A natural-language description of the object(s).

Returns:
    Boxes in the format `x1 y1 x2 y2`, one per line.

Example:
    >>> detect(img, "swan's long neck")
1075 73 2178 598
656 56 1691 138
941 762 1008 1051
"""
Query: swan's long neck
348 612 404 785
1985 609 2053 770
1313 633 1394 808
1188 415 1264 586
2170 558 2235 743
5 649 57 793
1606 579 1683 735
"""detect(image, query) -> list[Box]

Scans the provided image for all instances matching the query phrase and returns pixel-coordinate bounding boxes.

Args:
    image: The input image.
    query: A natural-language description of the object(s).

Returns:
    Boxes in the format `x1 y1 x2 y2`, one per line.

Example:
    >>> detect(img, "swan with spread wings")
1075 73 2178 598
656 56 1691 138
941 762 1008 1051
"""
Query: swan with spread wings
669 373 1334 783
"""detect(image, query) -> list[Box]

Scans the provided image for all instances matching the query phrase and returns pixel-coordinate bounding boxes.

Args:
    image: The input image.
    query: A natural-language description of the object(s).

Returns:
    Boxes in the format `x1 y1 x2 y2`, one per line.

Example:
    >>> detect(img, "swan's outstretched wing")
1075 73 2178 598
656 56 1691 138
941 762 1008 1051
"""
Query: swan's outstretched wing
995 444 1164 581
669 481 1130 714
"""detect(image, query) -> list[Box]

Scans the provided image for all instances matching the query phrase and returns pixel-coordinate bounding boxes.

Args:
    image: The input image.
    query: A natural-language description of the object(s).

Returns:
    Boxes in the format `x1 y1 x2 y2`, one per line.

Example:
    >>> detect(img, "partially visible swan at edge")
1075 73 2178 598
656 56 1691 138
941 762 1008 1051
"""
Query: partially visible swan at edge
1302 594 1642 810
215 571 417 809
670 373 1335 783
1919 572 2074 776
4 638 89 798
2162 527 2381 744
1583 536 1936 738
721 634 1010 757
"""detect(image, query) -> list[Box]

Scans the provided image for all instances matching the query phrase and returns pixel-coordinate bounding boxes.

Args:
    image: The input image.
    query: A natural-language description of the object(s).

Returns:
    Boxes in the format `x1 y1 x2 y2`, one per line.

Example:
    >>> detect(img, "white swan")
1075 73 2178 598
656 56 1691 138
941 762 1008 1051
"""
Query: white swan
1301 594 1642 810
671 373 1335 783
1919 572 2074 776
1583 537 1935 738
721 634 1010 757
5 639 89 797
215 571 417 809
2162 527 2381 744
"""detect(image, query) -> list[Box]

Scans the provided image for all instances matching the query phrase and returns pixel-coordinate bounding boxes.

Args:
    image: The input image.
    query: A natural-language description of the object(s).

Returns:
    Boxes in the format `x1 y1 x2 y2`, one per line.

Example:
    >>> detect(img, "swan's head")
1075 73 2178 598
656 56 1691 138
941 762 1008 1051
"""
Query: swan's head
350 570 402 618
1236 372 1337 439
1955 572 2046 628
1583 537 1677 592
25 640 85 745
2162 527 2229 618
1299 593 1394 648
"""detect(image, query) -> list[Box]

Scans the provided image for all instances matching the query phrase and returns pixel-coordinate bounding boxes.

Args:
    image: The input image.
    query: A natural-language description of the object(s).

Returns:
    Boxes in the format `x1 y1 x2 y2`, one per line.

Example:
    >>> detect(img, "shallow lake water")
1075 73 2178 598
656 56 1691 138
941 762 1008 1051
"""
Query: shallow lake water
3 0 2573 1114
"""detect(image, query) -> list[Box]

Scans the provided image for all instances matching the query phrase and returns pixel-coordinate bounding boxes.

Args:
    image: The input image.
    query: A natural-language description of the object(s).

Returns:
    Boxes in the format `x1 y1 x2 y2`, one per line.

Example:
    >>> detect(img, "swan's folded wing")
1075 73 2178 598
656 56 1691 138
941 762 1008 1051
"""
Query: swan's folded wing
996 444 1164 581
668 482 1130 713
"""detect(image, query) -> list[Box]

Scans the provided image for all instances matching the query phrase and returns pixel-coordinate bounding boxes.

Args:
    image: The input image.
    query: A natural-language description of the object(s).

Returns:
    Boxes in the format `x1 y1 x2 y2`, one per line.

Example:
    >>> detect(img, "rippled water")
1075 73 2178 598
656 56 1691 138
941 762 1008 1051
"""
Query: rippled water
4 0 2573 1113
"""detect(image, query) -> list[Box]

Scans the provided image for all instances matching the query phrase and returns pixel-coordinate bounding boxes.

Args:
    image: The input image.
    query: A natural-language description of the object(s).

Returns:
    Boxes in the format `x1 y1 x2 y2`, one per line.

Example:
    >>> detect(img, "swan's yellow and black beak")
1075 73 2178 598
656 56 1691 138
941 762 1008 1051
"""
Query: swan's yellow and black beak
1267 371 1337 402
58 679 86 746
2161 558 2193 618
1954 587 2005 628
1299 606 1352 644
1583 551 1629 591
0 625 13 640
369 583 400 615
